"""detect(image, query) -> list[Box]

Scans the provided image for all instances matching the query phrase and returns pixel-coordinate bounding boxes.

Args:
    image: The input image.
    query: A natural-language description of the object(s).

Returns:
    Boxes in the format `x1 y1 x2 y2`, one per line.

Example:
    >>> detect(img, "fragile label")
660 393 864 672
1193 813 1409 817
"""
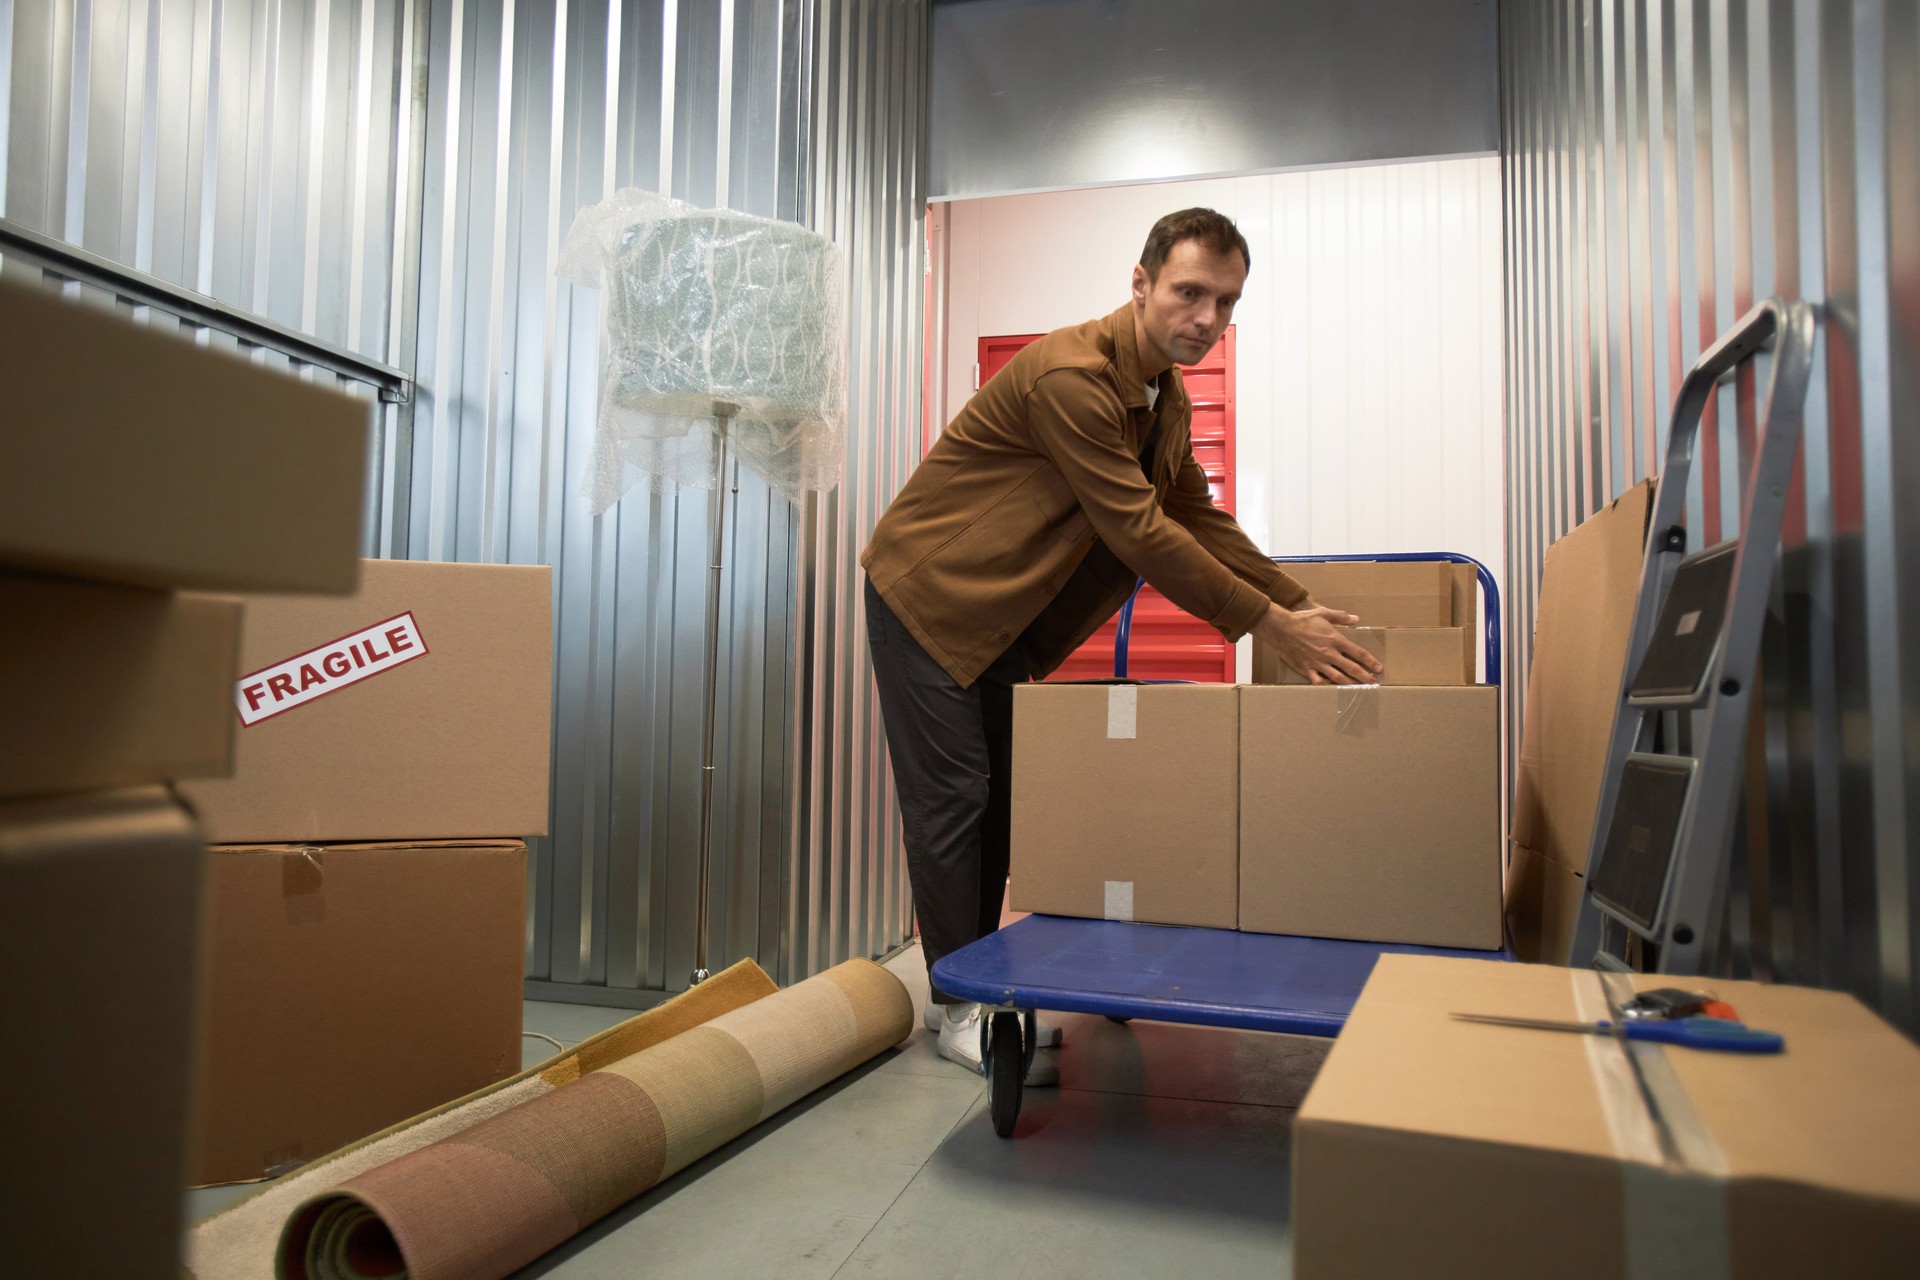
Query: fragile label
236 612 429 726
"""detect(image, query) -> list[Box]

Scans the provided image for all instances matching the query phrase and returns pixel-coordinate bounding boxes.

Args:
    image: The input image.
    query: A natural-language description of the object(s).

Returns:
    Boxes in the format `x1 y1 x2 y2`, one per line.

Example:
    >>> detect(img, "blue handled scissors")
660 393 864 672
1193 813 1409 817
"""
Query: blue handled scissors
1451 1012 1784 1054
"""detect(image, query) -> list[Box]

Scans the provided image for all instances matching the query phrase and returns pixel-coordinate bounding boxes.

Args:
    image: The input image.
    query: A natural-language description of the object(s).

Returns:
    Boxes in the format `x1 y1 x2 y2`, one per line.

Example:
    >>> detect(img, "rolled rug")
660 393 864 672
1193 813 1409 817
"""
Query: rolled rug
276 959 909 1280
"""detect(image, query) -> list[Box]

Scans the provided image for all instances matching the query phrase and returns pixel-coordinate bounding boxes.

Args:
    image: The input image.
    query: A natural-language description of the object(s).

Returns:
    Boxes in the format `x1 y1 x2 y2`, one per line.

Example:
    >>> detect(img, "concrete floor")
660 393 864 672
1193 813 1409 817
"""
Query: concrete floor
189 942 1330 1278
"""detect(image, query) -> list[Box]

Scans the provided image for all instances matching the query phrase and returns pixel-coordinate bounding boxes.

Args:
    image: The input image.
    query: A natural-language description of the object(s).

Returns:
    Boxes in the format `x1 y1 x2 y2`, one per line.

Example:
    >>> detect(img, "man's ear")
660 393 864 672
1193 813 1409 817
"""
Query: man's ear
1131 263 1150 305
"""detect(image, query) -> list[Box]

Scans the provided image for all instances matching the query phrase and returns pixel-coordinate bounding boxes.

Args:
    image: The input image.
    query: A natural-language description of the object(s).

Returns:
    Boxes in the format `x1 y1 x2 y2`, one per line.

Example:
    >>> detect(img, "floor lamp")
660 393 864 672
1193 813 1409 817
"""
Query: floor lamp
558 190 846 989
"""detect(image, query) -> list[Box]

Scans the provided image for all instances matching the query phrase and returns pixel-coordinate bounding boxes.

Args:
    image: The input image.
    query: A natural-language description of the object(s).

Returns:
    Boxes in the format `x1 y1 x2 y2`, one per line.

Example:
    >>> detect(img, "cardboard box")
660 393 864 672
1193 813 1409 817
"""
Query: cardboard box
0 277 369 594
1506 480 1655 961
1240 686 1502 948
1284 559 1481 678
0 788 206 1276
1010 683 1238 929
1294 954 1920 1279
1253 626 1470 686
0 569 243 801
1283 560 1456 627
178 559 554 842
193 839 526 1184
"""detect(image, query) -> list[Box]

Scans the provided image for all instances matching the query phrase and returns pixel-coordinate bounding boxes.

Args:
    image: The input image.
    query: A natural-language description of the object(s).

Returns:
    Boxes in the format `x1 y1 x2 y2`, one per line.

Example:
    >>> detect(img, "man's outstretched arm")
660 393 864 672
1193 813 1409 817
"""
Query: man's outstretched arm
1164 449 1381 684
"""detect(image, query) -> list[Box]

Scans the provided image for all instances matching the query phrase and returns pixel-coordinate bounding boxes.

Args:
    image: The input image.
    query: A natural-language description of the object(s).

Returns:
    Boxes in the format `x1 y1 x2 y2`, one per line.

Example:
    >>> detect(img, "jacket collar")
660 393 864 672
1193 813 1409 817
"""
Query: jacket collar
1106 303 1153 411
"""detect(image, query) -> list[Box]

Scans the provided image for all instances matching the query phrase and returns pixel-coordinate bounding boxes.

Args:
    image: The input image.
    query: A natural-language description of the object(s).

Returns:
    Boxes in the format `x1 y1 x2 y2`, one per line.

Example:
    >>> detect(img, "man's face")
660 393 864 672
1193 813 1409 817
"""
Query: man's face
1131 239 1246 369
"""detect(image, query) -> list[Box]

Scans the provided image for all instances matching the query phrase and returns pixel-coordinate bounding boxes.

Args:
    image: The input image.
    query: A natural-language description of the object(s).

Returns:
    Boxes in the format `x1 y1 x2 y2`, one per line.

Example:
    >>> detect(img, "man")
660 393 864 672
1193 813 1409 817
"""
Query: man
861 208 1381 1082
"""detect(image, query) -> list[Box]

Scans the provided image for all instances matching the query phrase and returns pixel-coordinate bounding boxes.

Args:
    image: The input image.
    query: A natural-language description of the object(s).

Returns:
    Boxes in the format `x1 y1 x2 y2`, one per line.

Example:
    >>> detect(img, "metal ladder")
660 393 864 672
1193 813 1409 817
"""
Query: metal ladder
1569 298 1818 975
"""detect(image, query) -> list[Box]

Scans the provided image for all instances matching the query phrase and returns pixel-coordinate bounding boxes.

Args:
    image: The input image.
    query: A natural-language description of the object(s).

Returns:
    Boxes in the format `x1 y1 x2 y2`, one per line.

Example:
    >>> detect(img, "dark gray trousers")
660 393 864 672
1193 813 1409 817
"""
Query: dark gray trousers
864 576 1028 1004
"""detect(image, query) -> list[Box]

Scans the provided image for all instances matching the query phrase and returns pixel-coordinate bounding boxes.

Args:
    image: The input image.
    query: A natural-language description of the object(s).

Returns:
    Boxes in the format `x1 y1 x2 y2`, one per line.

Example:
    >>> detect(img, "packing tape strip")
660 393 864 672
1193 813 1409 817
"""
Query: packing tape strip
282 846 325 896
1334 683 1380 735
1571 970 1730 1280
1107 684 1137 740
1104 881 1134 922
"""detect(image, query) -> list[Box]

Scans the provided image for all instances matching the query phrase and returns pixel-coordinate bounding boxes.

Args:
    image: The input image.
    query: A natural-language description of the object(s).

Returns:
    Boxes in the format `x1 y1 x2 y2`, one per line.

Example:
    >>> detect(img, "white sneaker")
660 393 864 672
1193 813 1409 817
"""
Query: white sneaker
934 1003 1059 1087
924 1001 1063 1047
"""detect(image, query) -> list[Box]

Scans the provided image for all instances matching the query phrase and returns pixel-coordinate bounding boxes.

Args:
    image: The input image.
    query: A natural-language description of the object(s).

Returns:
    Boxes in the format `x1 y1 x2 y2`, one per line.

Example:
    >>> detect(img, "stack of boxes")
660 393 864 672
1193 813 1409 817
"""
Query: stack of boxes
0 279 370 1273
1010 559 1502 950
179 557 552 1185
1 279 557 1277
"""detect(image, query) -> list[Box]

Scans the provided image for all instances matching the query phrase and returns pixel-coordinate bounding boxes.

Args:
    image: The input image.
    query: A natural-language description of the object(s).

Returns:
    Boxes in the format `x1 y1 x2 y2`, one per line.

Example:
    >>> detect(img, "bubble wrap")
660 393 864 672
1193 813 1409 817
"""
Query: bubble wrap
557 189 848 512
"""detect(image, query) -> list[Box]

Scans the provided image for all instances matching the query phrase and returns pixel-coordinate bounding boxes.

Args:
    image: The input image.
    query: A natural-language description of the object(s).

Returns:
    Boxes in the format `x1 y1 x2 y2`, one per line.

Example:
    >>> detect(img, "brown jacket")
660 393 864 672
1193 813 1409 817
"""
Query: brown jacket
862 304 1307 686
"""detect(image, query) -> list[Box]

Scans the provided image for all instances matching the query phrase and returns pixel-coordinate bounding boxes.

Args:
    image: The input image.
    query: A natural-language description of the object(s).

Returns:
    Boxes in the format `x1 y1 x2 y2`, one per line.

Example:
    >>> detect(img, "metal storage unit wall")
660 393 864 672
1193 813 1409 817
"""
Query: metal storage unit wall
2 0 930 1004
407 0 928 1001
0 0 420 552
1500 0 1920 1031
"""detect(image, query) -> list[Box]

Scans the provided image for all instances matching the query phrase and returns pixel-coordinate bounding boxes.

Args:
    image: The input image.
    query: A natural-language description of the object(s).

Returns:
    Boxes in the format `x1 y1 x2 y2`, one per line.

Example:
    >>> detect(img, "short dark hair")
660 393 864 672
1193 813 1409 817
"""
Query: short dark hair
1139 208 1250 279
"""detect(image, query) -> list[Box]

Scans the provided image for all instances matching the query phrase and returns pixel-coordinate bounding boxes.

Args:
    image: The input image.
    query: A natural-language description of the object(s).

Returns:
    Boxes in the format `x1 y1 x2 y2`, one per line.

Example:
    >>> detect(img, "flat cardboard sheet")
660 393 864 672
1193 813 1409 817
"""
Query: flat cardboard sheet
1506 480 1655 961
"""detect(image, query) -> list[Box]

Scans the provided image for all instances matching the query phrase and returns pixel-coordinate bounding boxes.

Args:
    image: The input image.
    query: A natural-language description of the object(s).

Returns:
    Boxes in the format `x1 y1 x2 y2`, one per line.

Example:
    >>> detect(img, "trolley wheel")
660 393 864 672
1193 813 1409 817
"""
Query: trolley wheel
1106 1016 1133 1024
988 1011 1024 1138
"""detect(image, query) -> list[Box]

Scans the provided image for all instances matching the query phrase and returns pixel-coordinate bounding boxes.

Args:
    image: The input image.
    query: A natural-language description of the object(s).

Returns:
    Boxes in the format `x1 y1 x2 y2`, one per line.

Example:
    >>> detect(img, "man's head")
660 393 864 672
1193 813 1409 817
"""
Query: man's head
1130 208 1249 374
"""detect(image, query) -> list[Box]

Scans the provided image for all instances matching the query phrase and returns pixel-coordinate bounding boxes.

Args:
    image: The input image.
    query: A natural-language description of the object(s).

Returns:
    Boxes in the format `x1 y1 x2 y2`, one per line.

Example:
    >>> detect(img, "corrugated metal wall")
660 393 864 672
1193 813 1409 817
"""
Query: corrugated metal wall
3 0 929 1003
786 0 925 983
0 0 422 554
413 0 927 1002
1500 0 1920 1031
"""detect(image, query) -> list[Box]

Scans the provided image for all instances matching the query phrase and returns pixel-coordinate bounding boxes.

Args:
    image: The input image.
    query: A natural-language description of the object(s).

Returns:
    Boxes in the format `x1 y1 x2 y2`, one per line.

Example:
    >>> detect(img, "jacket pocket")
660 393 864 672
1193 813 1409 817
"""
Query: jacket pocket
1030 465 1093 545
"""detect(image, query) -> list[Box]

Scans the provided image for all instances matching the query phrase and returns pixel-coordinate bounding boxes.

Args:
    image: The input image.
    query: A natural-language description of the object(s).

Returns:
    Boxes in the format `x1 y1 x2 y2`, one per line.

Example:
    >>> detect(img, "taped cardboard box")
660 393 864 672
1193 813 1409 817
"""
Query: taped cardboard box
193 839 526 1185
1253 626 1470 686
1506 479 1654 961
1010 683 1237 929
0 278 369 594
1294 954 1920 1279
179 559 554 843
0 569 242 801
1240 685 1502 949
0 788 206 1277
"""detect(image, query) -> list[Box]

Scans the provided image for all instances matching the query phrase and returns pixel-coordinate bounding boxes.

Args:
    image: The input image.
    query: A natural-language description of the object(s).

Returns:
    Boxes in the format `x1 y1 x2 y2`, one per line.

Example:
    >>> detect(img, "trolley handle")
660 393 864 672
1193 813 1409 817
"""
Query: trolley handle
1113 551 1502 686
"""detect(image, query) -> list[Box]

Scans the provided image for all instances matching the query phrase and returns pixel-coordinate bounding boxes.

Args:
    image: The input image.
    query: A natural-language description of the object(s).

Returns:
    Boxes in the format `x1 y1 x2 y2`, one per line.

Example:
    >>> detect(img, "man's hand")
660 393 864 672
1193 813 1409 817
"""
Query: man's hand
1252 602 1382 685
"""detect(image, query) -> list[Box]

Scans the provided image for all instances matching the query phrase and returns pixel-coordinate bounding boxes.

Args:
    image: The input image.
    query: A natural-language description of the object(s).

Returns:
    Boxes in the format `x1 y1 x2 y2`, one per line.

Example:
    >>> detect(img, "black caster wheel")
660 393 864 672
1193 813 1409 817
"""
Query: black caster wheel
988 1010 1024 1138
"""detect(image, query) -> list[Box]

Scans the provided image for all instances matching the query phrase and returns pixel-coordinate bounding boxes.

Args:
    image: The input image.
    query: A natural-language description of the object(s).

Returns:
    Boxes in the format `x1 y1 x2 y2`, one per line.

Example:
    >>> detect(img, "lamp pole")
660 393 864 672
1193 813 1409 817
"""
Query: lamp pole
691 401 741 986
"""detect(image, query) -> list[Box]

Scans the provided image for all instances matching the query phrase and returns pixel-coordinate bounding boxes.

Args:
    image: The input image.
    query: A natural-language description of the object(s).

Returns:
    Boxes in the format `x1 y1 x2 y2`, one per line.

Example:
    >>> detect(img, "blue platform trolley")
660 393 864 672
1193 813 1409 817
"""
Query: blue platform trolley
931 552 1514 1137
